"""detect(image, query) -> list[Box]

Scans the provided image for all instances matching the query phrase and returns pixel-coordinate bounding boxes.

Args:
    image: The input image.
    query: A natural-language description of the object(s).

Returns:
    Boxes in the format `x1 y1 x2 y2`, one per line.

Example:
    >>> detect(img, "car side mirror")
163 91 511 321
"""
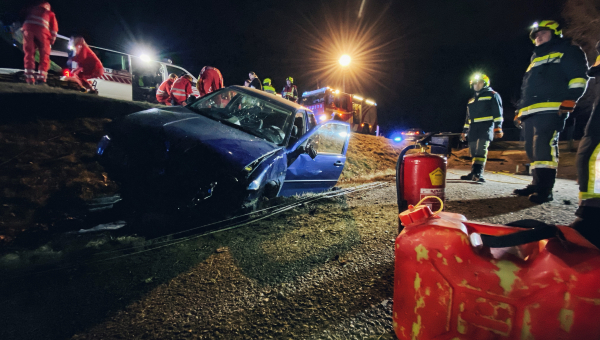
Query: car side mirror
306 140 317 159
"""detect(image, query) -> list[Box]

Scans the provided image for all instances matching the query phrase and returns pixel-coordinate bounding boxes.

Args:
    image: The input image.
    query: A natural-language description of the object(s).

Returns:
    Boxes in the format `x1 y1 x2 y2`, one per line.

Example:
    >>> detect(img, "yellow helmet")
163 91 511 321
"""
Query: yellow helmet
470 73 490 87
529 20 562 43
263 78 272 86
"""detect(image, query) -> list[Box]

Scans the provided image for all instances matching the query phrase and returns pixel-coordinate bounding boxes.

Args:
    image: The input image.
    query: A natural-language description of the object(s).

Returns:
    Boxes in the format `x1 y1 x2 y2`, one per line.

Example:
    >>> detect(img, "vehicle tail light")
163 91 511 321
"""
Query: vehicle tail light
63 69 71 77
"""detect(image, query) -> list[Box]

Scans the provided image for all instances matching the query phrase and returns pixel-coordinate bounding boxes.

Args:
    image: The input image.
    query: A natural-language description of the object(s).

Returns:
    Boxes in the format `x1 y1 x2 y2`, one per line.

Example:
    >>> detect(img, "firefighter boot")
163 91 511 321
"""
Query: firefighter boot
472 163 485 183
514 168 538 196
460 172 475 181
528 168 555 204
570 205 600 249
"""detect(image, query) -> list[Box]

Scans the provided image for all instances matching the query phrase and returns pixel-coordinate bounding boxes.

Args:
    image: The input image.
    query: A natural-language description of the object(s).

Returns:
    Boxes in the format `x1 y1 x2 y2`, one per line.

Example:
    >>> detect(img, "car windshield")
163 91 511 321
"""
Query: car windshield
188 89 294 145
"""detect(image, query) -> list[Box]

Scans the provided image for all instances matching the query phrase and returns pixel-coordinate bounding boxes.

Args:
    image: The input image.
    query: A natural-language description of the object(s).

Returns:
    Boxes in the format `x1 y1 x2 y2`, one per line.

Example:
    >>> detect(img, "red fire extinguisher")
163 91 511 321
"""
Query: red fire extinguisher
396 133 447 232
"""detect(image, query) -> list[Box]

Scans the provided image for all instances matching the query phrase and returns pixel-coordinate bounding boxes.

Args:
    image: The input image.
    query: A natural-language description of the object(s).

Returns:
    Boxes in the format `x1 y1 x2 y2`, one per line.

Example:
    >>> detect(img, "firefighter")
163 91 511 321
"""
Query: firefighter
170 74 194 106
460 73 504 183
22 1 58 85
514 20 588 203
70 37 104 94
197 66 224 97
156 73 177 105
282 77 298 102
263 78 276 94
570 42 600 248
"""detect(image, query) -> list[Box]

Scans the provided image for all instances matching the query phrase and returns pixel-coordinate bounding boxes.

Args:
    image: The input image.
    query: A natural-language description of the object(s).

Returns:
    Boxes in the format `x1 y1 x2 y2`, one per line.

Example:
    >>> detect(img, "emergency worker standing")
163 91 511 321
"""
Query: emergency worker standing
156 73 177 105
263 78 276 94
460 73 504 183
197 66 224 97
570 42 600 247
514 20 588 203
22 1 58 85
248 72 262 90
70 37 104 94
282 77 298 102
170 74 194 106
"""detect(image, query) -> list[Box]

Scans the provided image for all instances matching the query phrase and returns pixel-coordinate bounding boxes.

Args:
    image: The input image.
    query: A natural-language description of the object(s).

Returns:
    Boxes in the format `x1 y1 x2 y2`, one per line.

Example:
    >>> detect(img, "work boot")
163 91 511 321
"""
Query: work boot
528 188 553 204
460 172 475 180
472 164 485 183
570 206 600 249
513 185 536 196
474 176 486 183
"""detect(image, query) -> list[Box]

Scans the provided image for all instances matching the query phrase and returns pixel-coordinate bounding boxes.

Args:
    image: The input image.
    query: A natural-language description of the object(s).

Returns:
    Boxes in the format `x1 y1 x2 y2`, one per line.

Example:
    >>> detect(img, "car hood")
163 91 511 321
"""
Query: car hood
121 107 280 171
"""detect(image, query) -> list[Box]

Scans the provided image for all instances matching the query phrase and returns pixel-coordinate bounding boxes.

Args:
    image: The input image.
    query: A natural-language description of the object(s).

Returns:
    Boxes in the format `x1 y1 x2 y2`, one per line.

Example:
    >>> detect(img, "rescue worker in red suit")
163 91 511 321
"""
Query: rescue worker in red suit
170 74 194 106
70 37 104 94
22 1 58 85
197 66 224 97
282 76 299 102
156 73 177 105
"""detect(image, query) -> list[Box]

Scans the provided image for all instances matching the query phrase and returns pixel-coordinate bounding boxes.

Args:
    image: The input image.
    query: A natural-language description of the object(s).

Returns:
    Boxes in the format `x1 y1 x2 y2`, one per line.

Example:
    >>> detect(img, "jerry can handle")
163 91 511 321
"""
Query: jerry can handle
469 220 567 249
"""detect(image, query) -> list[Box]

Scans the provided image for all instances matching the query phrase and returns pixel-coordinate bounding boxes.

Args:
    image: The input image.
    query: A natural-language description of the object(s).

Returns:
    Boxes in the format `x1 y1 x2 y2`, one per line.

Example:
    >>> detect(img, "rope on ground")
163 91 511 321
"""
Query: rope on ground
446 170 525 185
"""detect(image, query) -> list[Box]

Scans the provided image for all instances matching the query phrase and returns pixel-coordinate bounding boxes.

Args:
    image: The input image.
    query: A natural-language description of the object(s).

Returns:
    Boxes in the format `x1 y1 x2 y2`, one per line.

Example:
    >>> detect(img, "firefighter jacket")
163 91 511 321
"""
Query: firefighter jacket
517 37 588 120
585 57 600 138
282 85 298 102
170 77 193 105
264 85 276 94
23 4 58 43
463 87 503 139
156 78 175 100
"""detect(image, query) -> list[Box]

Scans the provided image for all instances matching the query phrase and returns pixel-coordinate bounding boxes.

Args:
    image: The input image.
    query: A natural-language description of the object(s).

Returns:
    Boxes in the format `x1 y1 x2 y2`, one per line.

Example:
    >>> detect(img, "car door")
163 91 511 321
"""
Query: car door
279 121 350 196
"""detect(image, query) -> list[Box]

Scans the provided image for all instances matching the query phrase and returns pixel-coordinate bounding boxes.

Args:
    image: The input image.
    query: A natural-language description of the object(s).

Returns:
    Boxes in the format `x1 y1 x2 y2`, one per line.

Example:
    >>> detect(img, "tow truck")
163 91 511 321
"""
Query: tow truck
301 87 379 135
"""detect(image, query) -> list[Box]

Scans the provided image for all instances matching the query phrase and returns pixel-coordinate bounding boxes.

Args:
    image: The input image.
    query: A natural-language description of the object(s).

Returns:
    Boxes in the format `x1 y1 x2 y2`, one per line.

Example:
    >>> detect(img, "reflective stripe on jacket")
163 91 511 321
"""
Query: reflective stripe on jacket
170 77 193 104
463 87 503 134
282 85 298 101
264 85 276 94
23 5 58 41
518 37 588 119
156 78 175 99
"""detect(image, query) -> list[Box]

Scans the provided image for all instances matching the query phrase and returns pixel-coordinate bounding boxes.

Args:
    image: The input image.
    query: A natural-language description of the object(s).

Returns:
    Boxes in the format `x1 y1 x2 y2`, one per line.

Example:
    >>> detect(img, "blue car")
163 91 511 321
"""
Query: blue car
97 86 350 213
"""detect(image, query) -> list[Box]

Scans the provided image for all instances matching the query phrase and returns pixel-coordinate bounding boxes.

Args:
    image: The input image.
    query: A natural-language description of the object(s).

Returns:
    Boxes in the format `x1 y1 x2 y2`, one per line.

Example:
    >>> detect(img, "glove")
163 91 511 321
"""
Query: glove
459 133 466 142
514 113 522 129
558 100 576 116
494 128 504 139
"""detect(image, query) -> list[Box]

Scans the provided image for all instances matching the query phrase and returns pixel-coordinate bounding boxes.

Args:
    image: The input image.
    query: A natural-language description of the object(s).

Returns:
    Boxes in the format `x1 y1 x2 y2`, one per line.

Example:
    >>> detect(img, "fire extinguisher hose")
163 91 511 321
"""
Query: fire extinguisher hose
413 195 444 215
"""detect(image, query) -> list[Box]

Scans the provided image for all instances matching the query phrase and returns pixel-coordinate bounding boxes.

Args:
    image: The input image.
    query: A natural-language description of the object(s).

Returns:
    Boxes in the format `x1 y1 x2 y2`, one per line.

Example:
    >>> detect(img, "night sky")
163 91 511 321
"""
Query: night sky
2 0 566 135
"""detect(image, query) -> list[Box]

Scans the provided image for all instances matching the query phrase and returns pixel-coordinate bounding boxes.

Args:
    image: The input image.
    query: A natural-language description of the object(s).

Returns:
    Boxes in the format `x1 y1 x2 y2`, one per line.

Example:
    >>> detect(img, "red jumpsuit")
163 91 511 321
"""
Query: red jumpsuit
22 2 58 84
170 77 194 106
197 66 224 97
156 78 175 105
71 39 104 89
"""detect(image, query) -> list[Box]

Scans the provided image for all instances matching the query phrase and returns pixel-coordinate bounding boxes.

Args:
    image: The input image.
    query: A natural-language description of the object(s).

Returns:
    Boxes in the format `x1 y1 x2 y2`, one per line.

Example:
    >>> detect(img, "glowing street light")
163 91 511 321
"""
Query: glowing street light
339 54 351 67
339 54 351 92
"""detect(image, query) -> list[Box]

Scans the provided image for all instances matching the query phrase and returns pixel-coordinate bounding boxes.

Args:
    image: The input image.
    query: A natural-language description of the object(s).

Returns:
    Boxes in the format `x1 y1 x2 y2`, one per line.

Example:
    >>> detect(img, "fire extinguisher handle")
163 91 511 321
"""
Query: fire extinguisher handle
470 222 565 249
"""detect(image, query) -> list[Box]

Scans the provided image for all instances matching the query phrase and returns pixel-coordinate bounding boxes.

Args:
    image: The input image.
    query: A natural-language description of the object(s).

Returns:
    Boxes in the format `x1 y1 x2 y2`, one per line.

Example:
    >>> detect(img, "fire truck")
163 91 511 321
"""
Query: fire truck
301 87 378 135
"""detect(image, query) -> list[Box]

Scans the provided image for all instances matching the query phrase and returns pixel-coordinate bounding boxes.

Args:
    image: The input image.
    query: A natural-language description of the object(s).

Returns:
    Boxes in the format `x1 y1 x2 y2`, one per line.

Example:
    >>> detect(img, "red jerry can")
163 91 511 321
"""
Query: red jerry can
393 209 600 340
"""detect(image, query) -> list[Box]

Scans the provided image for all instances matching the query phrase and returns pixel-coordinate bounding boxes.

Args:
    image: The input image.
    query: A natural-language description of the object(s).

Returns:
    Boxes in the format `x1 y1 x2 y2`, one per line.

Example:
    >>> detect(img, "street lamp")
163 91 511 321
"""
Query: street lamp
339 54 351 92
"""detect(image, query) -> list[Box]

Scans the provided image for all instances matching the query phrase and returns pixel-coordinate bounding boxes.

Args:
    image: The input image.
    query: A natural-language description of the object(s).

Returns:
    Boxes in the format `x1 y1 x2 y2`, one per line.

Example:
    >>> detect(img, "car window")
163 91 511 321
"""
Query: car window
91 48 130 72
308 124 347 154
189 90 294 145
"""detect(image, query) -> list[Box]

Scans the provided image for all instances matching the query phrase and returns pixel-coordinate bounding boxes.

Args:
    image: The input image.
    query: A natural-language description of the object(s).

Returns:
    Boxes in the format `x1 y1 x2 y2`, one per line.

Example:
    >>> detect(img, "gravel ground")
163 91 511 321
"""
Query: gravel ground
0 170 580 340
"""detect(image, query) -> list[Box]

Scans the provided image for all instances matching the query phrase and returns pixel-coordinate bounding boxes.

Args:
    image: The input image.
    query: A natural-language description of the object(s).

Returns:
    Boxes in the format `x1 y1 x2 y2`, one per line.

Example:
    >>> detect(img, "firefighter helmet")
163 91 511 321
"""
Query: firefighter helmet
286 76 294 84
263 78 272 86
529 20 562 43
470 73 490 87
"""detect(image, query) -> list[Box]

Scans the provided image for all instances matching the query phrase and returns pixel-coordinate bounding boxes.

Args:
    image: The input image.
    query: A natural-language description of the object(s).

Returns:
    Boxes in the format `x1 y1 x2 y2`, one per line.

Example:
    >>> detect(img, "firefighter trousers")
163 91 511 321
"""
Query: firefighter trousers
469 139 490 167
522 113 565 189
23 29 51 84
576 135 600 204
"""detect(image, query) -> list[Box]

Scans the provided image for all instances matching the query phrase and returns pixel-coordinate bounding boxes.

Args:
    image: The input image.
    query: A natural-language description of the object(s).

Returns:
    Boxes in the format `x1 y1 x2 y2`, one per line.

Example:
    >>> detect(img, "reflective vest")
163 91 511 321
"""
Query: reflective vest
170 77 193 104
264 85 276 94
156 78 175 99
23 5 58 42
282 85 298 102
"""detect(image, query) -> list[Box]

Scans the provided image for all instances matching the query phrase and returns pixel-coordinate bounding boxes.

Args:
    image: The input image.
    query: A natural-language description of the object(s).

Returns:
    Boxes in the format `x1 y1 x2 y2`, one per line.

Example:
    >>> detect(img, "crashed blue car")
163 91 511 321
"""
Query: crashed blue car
97 86 350 213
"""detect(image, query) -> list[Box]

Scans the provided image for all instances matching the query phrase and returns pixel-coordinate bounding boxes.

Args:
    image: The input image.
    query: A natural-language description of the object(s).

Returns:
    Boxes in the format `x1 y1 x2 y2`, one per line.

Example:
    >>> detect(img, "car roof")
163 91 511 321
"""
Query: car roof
228 85 306 111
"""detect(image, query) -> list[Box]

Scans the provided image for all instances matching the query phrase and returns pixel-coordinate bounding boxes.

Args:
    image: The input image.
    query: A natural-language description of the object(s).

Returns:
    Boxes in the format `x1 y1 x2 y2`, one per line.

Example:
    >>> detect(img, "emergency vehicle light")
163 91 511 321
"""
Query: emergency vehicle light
140 54 151 62
394 137 402 142
353 95 364 101
365 100 375 105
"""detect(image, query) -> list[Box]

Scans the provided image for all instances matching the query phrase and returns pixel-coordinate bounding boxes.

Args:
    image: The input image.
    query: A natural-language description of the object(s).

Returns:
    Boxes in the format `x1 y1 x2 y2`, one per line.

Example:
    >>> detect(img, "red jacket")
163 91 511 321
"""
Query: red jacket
171 77 194 105
197 66 224 97
72 41 104 79
23 3 58 43
156 78 175 100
